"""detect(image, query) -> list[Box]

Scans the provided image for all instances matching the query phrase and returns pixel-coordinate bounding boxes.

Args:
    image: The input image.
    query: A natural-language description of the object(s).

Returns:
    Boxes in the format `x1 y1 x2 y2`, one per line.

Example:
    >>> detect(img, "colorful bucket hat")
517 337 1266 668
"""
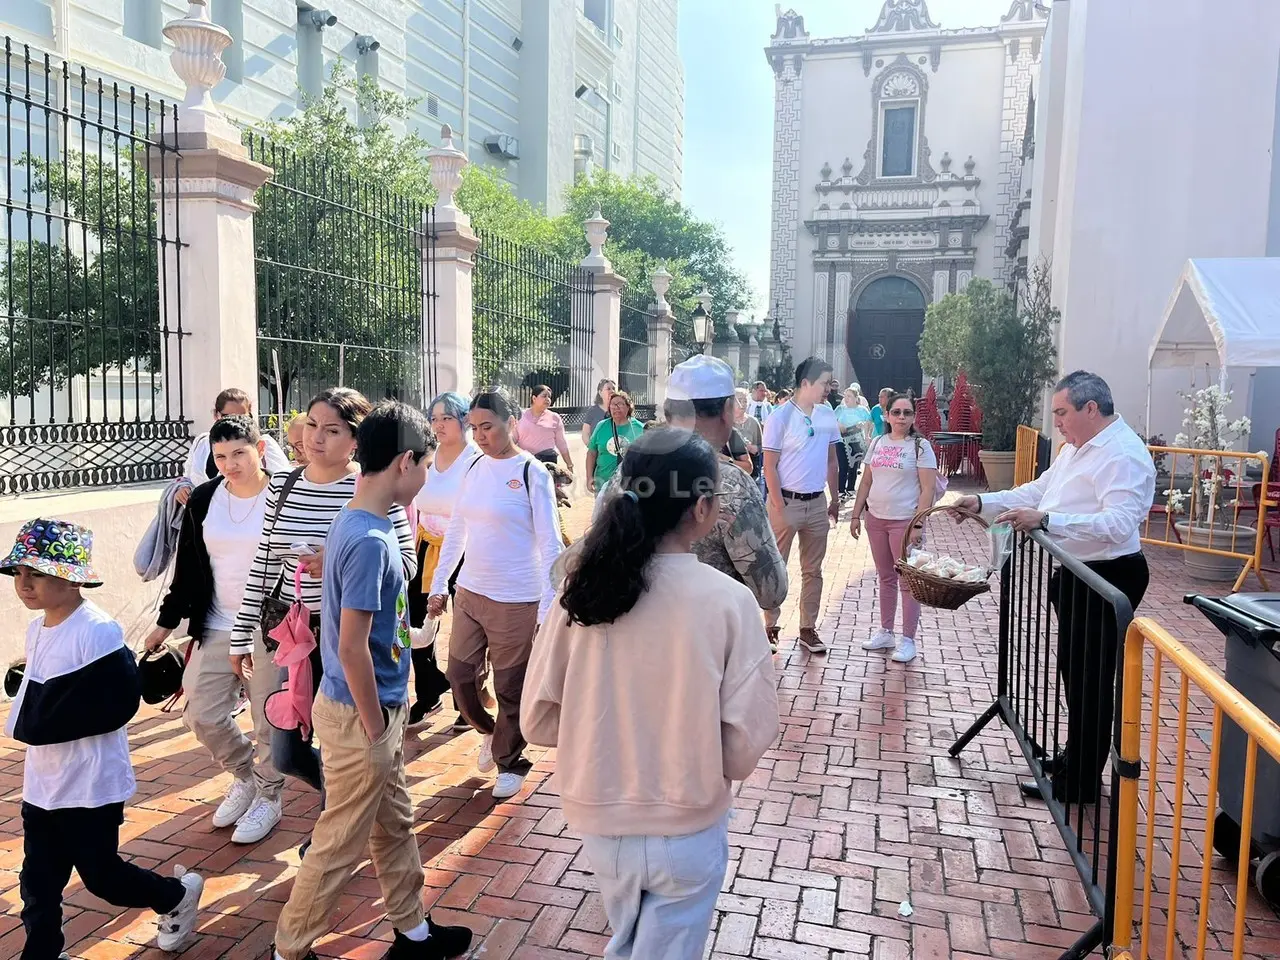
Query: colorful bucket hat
0 518 103 587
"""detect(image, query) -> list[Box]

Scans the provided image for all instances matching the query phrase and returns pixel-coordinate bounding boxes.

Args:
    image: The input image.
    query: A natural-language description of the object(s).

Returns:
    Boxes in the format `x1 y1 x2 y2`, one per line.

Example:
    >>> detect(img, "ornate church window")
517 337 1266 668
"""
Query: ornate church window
881 104 917 177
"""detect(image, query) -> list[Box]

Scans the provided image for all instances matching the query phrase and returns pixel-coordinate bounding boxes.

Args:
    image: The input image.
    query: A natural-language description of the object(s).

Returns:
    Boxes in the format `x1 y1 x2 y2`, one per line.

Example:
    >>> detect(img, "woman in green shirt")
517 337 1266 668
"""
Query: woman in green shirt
586 391 644 492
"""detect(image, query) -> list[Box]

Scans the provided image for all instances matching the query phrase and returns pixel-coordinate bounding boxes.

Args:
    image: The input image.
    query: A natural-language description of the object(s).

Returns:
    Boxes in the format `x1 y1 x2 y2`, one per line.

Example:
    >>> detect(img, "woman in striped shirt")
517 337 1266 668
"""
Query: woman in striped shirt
230 387 417 802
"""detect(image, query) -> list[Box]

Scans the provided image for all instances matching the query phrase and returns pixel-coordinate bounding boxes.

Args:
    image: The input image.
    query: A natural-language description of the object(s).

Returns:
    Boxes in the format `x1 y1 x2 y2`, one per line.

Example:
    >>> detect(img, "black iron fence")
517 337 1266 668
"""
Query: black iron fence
950 529 1139 960
247 135 435 425
618 296 651 405
472 229 593 411
1 39 189 494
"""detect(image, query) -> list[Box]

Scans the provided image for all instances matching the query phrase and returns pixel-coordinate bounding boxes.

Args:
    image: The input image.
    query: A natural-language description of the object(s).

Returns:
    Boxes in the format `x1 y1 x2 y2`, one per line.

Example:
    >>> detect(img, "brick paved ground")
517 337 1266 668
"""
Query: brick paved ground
0 492 1277 960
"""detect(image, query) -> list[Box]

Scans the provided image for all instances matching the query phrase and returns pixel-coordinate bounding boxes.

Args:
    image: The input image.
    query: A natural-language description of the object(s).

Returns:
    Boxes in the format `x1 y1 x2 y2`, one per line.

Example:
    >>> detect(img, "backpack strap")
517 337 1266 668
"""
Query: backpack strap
257 467 306 602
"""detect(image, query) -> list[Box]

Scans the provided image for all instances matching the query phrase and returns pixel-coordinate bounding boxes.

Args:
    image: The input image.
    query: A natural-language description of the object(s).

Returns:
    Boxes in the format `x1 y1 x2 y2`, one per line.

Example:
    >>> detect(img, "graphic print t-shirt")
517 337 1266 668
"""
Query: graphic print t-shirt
589 417 645 486
865 436 938 521
319 507 411 708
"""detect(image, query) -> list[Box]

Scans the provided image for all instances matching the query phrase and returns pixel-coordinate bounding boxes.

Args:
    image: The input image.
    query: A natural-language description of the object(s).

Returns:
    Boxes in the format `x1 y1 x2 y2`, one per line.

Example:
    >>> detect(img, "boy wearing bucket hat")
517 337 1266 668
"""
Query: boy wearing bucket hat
2 518 204 958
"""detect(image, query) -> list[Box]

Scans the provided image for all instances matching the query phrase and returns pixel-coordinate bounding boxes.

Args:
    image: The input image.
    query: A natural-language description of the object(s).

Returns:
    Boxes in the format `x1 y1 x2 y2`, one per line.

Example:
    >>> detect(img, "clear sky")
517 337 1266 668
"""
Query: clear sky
677 0 1019 316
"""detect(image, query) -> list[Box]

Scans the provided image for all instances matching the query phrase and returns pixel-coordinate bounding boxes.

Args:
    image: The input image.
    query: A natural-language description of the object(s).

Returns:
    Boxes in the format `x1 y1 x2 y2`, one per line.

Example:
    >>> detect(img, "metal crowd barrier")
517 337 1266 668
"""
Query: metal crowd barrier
950 528 1136 960
1142 446 1273 592
1110 618 1280 960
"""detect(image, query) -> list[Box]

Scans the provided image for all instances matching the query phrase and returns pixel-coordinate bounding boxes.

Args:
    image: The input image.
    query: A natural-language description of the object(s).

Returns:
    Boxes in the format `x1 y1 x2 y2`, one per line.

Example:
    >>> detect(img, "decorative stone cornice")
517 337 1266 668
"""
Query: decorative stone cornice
1001 0 1050 24
868 0 939 34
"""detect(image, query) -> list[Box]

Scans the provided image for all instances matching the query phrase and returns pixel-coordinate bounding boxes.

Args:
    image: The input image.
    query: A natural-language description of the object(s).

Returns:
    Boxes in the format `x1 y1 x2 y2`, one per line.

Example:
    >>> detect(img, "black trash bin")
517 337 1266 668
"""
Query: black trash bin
1185 593 1280 907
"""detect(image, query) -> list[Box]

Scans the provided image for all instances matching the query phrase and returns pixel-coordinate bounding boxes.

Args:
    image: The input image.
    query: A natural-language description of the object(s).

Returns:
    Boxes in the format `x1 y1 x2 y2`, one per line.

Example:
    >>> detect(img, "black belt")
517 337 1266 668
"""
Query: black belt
781 489 823 501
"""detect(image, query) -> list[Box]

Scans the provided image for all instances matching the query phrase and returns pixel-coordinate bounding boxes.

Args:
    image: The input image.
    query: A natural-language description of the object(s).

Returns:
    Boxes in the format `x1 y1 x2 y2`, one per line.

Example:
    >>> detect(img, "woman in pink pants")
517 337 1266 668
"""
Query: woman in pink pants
848 393 937 663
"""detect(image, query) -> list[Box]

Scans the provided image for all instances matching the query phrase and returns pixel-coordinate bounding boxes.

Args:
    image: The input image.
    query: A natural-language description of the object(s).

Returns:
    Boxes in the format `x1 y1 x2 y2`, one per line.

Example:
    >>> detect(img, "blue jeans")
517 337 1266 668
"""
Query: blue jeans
581 813 729 960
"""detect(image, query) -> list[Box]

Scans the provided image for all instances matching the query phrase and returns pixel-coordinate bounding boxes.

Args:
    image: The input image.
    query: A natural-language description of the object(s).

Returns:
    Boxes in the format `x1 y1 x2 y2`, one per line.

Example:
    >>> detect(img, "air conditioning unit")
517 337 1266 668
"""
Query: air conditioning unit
484 133 520 160
574 133 595 156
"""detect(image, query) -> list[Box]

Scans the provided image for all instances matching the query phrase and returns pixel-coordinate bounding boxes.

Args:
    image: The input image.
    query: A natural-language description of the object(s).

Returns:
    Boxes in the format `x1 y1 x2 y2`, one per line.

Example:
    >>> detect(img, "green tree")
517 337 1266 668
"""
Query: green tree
552 169 755 358
963 268 1059 451
0 151 160 400
919 290 975 381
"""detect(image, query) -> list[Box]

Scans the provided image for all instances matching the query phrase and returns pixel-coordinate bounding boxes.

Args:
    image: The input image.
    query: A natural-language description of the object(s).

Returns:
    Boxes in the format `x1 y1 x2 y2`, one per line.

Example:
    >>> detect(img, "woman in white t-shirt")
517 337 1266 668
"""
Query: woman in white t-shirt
407 391 484 727
427 388 564 801
145 415 284 844
848 392 937 664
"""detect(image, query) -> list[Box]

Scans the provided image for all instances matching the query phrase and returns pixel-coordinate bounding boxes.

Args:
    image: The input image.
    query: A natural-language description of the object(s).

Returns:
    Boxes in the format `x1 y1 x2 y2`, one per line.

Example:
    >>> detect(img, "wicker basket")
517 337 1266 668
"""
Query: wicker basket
893 505 992 610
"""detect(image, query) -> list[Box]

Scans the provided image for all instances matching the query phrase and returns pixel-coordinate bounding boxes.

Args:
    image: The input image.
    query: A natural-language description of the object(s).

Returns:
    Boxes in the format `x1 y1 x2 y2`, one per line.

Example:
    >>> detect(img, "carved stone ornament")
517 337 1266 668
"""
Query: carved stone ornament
868 0 939 34
1001 0 1049 23
964 155 976 176
163 0 234 135
882 72 919 98
773 6 808 40
427 124 469 210
820 161 833 180
939 151 952 173
841 157 854 176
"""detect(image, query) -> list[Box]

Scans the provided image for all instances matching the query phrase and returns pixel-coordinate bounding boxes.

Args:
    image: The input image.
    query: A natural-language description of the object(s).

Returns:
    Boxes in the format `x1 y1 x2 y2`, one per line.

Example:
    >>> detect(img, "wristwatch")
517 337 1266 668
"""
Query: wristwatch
1038 513 1050 532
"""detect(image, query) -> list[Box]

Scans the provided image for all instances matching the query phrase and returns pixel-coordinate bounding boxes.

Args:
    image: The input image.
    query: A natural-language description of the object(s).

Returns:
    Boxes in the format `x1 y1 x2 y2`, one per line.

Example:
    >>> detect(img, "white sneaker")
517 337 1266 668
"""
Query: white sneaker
231 795 282 844
477 735 496 774
155 866 203 952
862 629 897 652
891 637 918 663
493 771 526 800
210 777 256 829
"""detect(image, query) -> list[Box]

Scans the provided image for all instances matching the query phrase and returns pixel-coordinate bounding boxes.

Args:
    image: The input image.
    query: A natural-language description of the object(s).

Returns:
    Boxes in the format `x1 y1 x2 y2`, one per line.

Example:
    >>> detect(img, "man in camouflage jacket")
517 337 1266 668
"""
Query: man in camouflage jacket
593 357 788 621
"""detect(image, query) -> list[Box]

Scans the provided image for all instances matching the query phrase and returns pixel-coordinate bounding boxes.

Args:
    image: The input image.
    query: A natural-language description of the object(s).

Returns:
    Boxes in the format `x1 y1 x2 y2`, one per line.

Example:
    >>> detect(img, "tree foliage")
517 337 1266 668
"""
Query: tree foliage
0 149 161 399
961 267 1060 451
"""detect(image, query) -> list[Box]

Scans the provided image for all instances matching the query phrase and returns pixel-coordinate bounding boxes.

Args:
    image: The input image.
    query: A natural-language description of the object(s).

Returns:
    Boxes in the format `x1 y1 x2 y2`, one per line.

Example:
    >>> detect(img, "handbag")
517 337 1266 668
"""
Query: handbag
258 467 306 649
264 567 318 737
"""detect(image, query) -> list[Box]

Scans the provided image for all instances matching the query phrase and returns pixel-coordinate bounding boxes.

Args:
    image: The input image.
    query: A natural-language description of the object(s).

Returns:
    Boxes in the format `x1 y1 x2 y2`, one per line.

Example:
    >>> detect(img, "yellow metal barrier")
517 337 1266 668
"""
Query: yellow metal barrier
1014 423 1040 486
1143 446 1273 592
1110 618 1280 960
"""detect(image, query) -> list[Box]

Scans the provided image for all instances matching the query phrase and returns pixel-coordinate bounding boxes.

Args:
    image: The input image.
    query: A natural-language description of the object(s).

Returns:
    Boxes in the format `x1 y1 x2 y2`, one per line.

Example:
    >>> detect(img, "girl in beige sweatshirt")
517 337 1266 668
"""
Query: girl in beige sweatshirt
522 428 780 960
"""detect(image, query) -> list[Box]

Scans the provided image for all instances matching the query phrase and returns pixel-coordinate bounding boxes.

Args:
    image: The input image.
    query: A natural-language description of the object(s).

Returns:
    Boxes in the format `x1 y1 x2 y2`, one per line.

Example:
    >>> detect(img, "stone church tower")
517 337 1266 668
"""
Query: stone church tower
766 0 1045 392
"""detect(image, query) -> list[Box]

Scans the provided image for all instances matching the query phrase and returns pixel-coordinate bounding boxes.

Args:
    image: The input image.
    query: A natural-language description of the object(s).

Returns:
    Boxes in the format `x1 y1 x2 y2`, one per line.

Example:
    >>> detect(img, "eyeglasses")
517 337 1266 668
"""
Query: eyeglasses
889 410 914 417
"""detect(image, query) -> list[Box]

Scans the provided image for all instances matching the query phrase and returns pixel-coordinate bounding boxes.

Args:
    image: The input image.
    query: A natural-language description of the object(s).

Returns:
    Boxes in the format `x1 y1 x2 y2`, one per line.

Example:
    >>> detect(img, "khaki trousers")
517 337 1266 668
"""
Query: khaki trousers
445 587 537 775
182 629 283 799
764 495 831 632
273 693 424 960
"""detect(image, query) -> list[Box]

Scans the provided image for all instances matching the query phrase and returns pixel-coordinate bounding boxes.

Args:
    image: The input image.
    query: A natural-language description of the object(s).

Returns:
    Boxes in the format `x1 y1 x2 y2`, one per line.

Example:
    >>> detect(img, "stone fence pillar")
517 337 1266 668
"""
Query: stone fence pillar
156 0 271 434
581 206 625 401
425 126 478 399
647 266 675 407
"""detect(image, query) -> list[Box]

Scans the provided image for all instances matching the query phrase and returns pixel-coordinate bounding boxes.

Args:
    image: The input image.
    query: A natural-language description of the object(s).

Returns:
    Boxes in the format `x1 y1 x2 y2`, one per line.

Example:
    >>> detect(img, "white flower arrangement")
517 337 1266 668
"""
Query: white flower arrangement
1163 385 1252 528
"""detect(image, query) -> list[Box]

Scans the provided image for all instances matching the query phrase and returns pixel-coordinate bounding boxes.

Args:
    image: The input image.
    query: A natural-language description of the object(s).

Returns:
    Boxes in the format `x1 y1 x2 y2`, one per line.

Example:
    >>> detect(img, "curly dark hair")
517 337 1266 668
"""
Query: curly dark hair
307 387 371 436
560 427 718 626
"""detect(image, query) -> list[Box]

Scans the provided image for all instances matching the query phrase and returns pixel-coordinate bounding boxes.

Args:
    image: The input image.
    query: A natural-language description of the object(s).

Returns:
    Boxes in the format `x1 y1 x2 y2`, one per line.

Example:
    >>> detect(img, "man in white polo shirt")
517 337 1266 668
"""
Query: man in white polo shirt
762 356 842 653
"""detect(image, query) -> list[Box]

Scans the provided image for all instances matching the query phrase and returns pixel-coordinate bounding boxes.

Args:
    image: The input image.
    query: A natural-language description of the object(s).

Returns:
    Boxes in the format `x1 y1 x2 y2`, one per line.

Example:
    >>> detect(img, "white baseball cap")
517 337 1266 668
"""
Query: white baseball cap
666 355 737 402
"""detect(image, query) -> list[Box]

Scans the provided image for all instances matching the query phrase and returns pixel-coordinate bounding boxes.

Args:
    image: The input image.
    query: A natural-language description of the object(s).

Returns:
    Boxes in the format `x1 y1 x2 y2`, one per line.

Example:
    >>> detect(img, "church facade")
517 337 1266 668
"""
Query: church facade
766 0 1047 394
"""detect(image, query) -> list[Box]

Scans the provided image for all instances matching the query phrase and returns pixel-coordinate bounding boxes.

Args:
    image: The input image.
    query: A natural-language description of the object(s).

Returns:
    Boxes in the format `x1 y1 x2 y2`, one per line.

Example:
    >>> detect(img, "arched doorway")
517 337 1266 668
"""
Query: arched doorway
847 276 926 396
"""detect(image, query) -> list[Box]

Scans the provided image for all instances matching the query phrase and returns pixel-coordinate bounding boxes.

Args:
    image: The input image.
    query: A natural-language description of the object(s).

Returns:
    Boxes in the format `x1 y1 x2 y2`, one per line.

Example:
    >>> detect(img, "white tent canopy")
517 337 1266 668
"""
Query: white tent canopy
1150 258 1280 370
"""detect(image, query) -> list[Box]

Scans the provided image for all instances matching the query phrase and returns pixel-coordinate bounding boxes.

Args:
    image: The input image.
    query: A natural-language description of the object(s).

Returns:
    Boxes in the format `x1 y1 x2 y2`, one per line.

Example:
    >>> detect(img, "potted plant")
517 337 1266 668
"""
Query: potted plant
919 262 1058 491
1164 385 1257 582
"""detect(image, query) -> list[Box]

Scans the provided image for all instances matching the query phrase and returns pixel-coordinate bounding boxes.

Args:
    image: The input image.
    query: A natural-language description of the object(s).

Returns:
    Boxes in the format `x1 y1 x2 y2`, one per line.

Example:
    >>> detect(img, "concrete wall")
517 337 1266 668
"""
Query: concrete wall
0 0 685 215
1032 0 1280 440
0 483 169 666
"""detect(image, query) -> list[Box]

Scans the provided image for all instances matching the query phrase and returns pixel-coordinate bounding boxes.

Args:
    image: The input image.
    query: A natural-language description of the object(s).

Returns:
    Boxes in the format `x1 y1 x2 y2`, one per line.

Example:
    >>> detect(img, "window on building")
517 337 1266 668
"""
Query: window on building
123 0 162 48
211 0 244 83
880 103 917 178
583 0 607 31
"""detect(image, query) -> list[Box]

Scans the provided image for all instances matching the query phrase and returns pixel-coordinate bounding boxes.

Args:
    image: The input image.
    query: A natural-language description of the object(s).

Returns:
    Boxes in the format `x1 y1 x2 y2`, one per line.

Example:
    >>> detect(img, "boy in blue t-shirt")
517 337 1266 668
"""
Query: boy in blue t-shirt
273 402 473 960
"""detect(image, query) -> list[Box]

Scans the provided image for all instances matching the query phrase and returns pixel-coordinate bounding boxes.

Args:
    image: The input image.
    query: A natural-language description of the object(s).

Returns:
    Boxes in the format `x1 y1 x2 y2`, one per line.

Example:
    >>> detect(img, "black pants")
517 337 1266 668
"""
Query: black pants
835 441 851 493
1050 552 1150 795
271 643 326 794
21 802 184 959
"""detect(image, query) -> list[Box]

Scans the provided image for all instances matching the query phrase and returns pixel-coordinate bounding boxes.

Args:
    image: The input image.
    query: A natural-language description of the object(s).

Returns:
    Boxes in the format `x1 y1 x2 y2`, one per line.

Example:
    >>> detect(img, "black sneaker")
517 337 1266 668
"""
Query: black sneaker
298 837 311 860
408 699 442 729
384 916 474 959
449 714 471 733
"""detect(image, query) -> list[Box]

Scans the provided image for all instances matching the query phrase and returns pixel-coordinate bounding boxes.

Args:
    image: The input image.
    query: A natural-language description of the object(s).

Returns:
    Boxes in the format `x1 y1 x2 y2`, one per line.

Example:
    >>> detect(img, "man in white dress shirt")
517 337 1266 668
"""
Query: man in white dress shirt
955 371 1155 805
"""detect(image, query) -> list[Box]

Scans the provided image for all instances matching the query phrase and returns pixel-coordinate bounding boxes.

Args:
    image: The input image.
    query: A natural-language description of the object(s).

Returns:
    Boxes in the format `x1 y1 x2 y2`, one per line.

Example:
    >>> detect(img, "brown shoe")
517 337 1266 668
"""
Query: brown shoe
799 628 828 654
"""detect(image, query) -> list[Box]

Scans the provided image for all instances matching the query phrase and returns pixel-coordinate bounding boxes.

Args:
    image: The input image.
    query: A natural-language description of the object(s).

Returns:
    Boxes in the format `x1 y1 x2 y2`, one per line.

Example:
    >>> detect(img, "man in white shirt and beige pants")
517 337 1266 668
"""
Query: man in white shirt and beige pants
955 371 1155 805
763 357 842 654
